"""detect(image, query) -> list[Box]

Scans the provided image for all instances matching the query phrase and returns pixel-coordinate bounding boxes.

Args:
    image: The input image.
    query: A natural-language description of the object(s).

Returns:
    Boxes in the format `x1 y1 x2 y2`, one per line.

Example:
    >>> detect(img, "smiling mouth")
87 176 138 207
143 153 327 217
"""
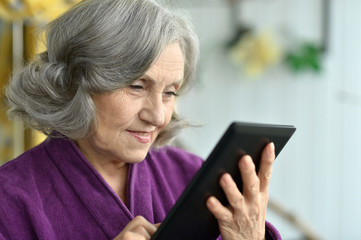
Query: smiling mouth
127 130 152 143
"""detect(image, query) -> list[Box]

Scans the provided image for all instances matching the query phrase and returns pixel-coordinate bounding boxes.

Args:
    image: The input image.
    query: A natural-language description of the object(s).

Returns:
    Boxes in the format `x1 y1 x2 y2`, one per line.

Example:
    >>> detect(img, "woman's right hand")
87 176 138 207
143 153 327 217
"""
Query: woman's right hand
113 216 160 240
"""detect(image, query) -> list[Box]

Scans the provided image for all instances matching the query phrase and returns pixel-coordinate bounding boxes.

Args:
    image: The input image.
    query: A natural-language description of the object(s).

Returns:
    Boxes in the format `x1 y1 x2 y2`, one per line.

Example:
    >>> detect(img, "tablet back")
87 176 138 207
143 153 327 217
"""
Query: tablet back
151 122 296 240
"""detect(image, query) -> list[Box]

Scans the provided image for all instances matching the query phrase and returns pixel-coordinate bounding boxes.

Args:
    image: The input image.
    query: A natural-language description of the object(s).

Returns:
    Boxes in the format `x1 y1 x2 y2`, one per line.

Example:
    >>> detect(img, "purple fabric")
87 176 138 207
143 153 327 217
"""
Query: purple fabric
265 221 282 240
0 137 281 239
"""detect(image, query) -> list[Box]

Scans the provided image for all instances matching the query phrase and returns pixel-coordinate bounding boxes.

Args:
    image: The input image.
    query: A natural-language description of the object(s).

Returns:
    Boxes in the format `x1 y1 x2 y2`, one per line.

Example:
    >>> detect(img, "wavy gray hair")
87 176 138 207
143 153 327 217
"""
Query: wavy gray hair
6 0 199 146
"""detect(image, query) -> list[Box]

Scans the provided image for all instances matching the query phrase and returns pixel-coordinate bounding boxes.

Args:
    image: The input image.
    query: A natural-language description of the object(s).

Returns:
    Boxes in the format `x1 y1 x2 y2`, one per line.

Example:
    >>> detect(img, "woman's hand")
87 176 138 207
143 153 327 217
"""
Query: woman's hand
206 142 275 240
113 216 160 240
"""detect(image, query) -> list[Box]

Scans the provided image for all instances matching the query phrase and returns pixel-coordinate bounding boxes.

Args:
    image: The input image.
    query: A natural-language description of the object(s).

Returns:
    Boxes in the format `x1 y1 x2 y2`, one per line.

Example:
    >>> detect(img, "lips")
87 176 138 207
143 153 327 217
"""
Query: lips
127 130 152 144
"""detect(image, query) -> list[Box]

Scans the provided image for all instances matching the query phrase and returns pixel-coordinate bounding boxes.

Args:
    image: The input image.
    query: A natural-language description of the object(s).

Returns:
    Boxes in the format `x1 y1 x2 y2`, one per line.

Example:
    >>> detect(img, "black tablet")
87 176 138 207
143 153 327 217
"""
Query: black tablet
151 122 296 240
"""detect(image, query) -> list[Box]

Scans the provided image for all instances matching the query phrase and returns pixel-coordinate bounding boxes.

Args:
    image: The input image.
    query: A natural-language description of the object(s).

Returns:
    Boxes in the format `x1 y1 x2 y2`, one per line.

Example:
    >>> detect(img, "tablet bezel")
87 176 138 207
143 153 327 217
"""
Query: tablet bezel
151 122 296 240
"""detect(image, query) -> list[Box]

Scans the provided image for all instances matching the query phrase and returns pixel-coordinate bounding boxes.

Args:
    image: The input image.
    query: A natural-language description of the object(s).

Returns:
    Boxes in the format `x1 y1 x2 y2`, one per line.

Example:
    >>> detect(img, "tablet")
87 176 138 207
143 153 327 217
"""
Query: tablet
151 122 296 240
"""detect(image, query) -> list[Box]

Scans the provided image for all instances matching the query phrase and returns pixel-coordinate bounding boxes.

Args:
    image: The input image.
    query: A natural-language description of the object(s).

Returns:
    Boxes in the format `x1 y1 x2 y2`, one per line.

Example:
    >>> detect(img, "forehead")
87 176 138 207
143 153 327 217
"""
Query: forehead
144 43 185 84
152 43 184 69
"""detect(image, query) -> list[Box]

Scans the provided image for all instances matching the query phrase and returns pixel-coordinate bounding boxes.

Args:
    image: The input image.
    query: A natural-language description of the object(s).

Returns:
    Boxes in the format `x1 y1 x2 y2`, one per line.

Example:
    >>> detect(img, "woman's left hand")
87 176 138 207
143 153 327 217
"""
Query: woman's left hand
206 142 275 240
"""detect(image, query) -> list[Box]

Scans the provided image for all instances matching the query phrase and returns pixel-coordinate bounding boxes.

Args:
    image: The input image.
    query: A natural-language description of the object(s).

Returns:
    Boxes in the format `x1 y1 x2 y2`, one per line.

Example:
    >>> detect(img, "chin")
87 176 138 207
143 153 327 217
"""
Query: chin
123 150 149 163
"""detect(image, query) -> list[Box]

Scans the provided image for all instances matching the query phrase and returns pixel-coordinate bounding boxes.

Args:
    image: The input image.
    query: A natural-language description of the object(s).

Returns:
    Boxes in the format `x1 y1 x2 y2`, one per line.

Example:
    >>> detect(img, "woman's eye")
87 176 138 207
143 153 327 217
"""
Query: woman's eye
129 85 144 90
163 91 178 97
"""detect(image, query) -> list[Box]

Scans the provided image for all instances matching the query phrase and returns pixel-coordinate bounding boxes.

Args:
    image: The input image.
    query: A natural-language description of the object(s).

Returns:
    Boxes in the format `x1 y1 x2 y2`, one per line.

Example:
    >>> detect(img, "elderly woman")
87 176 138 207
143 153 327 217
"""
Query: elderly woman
0 0 281 239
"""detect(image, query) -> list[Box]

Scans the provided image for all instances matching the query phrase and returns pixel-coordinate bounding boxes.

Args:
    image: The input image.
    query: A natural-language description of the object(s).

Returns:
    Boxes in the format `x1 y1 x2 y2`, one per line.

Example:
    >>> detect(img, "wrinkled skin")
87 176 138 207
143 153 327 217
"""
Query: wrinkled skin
206 142 275 240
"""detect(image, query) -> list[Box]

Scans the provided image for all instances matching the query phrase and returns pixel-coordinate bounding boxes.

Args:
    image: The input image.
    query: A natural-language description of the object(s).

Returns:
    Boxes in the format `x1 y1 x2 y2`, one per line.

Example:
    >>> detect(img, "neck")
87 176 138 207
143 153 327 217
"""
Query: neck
95 162 129 204
74 139 129 203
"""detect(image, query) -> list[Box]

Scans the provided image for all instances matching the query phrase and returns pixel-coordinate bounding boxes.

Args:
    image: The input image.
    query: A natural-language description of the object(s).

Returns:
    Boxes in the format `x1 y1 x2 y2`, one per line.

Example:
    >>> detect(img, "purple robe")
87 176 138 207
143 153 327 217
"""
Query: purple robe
0 137 281 239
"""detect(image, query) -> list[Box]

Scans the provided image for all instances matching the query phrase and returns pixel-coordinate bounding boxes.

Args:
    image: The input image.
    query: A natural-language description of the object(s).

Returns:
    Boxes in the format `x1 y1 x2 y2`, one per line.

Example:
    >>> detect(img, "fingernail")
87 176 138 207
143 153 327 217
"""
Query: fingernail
243 155 252 165
222 173 233 185
269 142 275 152
207 196 217 207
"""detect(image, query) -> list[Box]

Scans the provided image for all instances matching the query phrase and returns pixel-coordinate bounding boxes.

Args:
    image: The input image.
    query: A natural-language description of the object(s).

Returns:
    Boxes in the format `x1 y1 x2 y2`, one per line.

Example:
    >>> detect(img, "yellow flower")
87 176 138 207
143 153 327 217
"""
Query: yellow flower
0 0 81 22
230 32 281 78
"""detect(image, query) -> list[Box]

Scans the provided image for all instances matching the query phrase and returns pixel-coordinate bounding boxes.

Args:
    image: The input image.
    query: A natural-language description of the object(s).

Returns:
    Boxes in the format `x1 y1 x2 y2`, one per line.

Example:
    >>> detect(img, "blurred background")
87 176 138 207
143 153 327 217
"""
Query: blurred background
0 0 82 162
0 0 360 239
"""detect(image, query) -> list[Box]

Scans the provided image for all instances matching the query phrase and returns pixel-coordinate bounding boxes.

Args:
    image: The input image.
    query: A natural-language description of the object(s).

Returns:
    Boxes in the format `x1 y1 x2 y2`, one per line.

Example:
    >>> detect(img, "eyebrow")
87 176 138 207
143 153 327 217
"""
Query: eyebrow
142 74 184 87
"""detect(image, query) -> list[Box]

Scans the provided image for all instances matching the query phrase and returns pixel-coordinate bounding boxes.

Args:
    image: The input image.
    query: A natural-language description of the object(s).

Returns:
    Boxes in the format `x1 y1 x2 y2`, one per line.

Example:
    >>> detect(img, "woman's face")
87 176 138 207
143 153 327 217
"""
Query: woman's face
77 43 184 165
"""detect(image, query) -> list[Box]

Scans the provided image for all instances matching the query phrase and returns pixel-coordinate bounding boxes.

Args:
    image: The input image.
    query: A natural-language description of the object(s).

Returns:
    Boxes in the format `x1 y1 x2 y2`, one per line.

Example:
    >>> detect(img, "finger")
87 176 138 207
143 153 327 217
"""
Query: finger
113 216 156 240
129 216 157 236
119 231 149 240
132 226 151 239
206 196 233 222
258 142 275 193
239 155 260 202
219 173 244 211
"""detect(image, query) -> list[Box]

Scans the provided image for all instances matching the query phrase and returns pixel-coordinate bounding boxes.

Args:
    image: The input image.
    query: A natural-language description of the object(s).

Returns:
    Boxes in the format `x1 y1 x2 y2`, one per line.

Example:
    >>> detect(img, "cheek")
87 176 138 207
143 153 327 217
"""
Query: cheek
94 105 136 135
164 102 175 125
97 94 141 125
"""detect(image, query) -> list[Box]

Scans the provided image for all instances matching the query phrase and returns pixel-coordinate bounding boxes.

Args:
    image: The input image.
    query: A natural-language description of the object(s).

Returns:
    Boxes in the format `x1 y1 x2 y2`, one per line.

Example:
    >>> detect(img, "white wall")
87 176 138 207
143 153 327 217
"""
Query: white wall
174 0 361 239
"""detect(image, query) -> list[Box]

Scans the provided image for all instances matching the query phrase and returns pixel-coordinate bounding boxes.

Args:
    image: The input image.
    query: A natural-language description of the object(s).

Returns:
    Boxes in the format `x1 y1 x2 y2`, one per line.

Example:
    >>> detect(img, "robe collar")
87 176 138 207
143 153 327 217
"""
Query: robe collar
44 137 141 238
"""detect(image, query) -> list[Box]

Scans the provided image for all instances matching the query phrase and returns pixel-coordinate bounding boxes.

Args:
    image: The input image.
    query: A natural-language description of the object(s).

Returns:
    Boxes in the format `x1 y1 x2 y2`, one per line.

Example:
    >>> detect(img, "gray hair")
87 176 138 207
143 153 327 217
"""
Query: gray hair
6 0 199 146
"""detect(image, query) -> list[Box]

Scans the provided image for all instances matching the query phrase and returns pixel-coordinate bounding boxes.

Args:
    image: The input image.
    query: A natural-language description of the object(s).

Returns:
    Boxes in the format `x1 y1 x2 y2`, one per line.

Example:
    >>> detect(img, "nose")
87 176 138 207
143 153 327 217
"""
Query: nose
138 94 165 127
